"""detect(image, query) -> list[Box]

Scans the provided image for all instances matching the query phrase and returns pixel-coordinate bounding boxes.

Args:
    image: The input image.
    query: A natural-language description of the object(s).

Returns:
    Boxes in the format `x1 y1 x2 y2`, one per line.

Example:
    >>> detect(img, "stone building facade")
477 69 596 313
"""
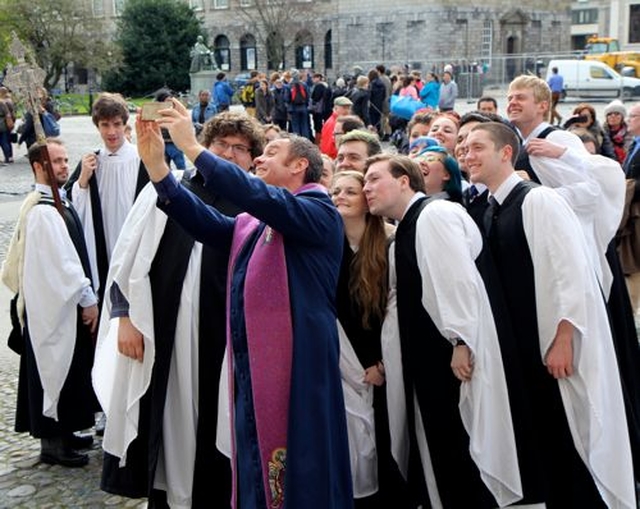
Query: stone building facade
94 0 571 81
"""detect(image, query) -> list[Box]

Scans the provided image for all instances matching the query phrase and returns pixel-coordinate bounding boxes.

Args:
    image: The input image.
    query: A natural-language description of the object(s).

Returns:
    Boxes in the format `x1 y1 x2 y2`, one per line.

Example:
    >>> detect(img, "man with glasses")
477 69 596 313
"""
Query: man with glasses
95 112 265 507
336 129 381 173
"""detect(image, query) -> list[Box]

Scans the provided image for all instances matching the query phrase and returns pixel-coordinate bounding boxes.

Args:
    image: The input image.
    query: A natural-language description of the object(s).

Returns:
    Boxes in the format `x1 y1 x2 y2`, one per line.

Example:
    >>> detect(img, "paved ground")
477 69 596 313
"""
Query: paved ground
0 97 632 507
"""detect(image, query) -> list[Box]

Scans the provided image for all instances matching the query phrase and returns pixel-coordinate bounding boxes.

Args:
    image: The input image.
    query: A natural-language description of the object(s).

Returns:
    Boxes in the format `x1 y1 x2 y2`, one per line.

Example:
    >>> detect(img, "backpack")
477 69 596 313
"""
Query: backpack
240 83 255 105
290 83 307 106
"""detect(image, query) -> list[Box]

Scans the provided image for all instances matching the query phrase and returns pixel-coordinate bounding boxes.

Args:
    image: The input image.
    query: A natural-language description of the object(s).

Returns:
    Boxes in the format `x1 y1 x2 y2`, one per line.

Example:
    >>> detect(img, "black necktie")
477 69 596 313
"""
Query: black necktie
467 185 478 204
483 196 500 237
198 105 205 125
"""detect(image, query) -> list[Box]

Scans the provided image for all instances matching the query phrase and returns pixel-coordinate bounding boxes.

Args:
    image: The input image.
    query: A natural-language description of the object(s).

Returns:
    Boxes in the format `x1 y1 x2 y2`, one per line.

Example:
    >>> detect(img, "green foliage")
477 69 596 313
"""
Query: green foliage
103 0 205 96
0 0 118 89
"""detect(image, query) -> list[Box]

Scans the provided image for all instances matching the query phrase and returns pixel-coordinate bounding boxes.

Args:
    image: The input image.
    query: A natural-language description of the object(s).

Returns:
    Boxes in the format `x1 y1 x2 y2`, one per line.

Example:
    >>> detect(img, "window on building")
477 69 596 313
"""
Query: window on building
240 0 251 6
214 35 231 70
113 0 125 16
631 5 640 43
189 0 204 9
294 30 313 69
324 30 332 70
267 32 285 70
212 0 228 8
572 8 598 25
240 34 257 70
376 23 393 62
93 0 105 16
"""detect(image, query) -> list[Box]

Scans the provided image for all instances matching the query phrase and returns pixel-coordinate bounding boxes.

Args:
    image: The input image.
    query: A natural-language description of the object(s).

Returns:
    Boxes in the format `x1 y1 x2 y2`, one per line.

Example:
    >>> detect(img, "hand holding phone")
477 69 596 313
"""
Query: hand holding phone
140 101 174 121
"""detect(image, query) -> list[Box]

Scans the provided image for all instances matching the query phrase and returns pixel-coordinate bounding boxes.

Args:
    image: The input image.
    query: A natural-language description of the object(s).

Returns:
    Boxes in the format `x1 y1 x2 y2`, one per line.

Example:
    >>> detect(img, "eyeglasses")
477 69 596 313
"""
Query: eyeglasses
212 140 251 155
417 154 446 164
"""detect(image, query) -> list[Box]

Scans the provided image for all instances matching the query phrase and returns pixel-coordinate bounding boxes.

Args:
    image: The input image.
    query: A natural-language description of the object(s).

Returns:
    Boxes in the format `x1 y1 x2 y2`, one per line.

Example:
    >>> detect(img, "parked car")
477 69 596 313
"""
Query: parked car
546 59 640 99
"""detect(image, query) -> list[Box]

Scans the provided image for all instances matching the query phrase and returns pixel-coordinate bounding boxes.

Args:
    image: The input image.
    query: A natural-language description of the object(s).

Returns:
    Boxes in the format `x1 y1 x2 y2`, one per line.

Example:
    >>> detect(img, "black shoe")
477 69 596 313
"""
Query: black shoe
65 433 93 450
40 437 89 468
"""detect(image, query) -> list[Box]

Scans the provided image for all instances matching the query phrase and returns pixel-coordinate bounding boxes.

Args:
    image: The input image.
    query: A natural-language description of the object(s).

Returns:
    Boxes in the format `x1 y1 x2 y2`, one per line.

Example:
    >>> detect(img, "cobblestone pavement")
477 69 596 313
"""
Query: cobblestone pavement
0 115 147 508
0 98 627 507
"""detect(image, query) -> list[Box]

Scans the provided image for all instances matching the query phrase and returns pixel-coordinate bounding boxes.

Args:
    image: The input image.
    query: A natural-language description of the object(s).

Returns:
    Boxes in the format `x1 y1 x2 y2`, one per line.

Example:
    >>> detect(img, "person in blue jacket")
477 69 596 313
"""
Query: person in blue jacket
419 72 440 110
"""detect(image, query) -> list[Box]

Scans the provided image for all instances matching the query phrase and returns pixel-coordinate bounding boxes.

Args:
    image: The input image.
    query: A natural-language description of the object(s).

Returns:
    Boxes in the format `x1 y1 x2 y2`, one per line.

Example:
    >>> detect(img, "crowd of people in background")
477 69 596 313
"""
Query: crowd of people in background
3 62 640 509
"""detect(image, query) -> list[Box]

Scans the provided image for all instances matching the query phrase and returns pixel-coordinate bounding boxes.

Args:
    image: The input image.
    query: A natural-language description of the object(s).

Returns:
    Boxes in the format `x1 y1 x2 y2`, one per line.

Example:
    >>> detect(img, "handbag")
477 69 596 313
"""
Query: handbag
390 94 426 121
41 111 60 137
5 114 14 131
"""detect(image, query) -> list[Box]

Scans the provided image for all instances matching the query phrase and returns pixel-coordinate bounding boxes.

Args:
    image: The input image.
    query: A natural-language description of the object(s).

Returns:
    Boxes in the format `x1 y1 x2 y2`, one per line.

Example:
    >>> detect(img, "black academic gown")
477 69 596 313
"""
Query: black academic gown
65 158 149 303
486 181 606 509
394 197 496 509
15 197 98 438
520 132 640 484
100 172 234 507
336 243 409 509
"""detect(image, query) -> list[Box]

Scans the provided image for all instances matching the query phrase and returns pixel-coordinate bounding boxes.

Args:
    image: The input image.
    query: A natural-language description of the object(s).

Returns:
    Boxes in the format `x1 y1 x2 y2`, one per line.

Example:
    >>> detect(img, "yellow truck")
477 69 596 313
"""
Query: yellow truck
584 36 640 77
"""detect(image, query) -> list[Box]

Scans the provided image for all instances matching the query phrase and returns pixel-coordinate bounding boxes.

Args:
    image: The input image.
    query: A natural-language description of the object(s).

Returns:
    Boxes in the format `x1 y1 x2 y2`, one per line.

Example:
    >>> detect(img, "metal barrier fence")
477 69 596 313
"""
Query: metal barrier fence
347 51 585 99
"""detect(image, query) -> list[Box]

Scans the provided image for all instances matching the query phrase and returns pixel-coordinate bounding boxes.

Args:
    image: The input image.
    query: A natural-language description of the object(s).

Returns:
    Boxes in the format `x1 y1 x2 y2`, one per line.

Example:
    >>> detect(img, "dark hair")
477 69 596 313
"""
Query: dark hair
364 153 426 193
338 129 382 156
91 92 129 126
367 68 380 82
336 115 365 133
477 96 498 110
216 72 226 81
572 103 597 126
154 88 173 102
28 138 64 167
201 111 266 159
376 64 386 74
283 134 324 184
407 112 434 134
470 122 520 165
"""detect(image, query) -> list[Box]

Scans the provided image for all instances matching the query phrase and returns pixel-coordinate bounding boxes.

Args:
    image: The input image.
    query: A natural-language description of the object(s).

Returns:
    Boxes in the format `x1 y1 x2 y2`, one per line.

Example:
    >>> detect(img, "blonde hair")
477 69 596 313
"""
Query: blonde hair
509 75 551 106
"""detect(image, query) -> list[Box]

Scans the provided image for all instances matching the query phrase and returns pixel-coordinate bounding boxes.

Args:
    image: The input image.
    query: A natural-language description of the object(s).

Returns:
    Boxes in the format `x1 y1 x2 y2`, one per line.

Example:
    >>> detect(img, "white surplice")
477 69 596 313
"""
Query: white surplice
92 178 205 508
5 192 95 420
415 199 522 508
71 141 141 293
337 320 378 499
528 127 625 296
523 186 635 509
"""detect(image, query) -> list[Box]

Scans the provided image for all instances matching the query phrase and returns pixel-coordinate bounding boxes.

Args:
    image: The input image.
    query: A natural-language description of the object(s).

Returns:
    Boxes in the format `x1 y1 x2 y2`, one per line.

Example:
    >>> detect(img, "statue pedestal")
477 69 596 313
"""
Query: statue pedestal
190 70 217 95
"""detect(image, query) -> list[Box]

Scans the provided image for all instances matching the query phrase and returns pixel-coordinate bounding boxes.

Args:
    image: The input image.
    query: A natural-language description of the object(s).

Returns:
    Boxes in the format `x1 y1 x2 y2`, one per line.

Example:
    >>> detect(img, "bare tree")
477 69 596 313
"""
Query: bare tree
237 0 319 71
0 0 119 89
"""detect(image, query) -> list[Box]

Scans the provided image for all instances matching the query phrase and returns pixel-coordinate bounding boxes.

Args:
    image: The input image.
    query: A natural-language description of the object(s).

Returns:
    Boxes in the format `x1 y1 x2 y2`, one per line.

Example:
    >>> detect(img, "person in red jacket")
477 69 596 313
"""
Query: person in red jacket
320 96 352 159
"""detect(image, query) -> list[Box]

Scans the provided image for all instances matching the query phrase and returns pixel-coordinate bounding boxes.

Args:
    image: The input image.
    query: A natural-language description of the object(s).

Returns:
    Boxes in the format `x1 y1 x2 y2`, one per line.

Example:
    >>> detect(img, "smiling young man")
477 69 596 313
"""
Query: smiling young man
130 100 352 509
465 121 635 509
3 139 99 468
95 112 265 507
363 153 522 509
336 129 381 173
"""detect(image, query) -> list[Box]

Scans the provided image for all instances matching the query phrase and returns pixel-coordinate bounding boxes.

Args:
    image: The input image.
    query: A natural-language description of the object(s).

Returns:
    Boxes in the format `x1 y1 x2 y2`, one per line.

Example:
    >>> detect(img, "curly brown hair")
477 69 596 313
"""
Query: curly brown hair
200 111 266 159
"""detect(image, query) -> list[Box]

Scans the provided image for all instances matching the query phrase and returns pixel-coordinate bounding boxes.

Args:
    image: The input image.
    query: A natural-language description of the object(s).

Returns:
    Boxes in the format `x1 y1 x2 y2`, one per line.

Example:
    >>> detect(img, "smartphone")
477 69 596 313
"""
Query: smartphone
140 101 174 121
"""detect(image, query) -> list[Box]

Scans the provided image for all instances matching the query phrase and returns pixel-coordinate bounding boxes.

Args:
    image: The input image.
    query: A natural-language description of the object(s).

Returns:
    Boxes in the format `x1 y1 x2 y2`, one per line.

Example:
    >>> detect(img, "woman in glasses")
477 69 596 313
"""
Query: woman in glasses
411 145 463 203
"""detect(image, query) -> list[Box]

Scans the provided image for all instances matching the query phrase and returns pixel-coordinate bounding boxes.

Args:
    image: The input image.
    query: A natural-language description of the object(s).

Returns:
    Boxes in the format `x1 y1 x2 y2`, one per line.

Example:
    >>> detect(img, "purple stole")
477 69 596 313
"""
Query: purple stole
226 184 324 509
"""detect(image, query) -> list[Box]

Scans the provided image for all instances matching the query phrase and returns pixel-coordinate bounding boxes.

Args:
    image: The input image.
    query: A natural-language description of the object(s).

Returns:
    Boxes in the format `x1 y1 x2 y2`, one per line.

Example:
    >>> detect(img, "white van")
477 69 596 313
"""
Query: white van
546 59 640 99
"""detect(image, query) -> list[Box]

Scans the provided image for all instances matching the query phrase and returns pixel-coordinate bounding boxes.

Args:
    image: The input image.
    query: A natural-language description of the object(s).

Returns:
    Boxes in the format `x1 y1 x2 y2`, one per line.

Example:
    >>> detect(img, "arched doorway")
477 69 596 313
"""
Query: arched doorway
240 34 257 70
214 35 231 71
